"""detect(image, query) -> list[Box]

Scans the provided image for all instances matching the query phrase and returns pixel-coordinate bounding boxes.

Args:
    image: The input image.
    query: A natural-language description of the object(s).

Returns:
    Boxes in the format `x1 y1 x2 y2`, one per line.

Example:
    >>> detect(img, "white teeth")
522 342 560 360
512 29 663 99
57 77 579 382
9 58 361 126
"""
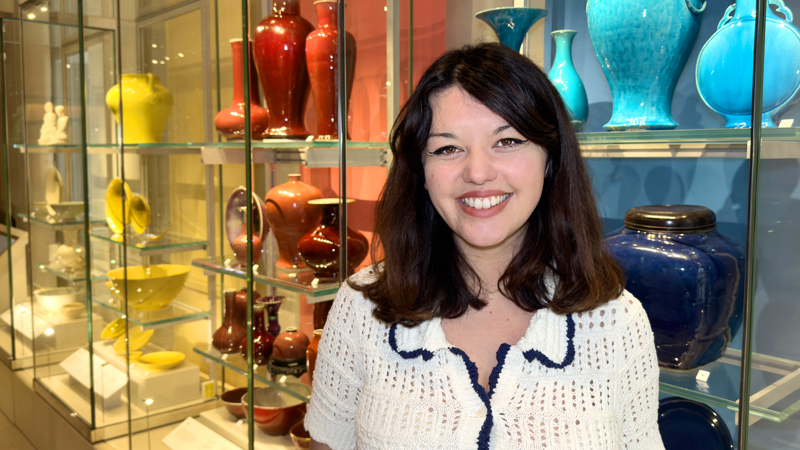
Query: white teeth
460 194 510 210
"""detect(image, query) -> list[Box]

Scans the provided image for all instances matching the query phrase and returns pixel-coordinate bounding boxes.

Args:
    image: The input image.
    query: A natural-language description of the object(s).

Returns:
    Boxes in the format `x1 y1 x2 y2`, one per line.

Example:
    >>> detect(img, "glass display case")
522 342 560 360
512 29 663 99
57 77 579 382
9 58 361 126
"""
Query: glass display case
1 0 799 448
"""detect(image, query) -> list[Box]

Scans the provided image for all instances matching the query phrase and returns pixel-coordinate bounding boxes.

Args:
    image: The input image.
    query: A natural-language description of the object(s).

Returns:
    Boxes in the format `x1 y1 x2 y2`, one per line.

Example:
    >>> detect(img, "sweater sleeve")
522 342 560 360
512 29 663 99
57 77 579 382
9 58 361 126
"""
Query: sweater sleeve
304 283 365 450
619 292 665 450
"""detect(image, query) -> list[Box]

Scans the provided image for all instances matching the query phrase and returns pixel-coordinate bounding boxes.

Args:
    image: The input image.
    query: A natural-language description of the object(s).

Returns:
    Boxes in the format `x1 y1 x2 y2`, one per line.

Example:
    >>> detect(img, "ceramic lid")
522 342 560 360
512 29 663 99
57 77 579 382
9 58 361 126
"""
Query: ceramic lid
624 205 716 234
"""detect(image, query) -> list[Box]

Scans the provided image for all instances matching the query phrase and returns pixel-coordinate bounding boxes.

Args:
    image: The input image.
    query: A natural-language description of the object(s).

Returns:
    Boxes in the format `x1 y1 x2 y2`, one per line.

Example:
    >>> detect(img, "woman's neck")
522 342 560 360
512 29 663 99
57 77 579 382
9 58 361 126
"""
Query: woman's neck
456 234 521 300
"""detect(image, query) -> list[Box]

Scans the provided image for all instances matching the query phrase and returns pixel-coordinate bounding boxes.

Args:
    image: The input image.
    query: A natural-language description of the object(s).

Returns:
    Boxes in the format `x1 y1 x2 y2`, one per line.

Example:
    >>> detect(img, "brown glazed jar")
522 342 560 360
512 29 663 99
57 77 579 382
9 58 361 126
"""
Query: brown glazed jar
264 174 323 270
268 326 310 377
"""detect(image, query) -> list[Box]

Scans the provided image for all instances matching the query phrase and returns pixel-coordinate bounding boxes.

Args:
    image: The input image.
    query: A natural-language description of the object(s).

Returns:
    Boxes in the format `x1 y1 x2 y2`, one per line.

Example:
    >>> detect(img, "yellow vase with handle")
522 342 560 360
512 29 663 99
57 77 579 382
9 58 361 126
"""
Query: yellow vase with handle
106 74 174 144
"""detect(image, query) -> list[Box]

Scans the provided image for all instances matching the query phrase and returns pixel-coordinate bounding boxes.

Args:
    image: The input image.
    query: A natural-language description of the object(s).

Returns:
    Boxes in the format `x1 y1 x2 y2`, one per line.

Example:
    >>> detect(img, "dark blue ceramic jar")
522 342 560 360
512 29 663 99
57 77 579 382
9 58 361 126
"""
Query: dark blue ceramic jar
605 205 745 370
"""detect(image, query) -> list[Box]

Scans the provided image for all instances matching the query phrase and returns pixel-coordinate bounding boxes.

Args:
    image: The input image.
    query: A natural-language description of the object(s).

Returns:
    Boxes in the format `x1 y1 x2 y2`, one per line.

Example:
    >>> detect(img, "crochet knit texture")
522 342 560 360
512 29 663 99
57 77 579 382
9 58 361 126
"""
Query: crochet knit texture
305 268 664 450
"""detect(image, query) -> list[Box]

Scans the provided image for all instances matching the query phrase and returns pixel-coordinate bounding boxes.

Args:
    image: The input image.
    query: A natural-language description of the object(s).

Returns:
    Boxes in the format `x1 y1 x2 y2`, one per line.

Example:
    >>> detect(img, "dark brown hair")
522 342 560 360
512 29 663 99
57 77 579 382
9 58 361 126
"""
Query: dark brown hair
351 42 624 326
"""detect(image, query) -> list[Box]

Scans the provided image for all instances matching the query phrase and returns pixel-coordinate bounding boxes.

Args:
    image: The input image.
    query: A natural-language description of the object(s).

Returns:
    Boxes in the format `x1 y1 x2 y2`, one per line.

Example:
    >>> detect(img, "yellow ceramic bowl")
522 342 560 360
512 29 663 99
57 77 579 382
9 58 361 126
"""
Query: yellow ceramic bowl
101 318 127 340
136 351 185 371
106 264 191 311
113 326 154 354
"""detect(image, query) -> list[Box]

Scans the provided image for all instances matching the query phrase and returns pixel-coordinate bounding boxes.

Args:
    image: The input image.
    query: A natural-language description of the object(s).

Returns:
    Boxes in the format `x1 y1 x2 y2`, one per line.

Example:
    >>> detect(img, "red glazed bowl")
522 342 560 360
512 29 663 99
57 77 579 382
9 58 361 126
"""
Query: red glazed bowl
242 383 311 435
221 387 251 419
290 419 311 449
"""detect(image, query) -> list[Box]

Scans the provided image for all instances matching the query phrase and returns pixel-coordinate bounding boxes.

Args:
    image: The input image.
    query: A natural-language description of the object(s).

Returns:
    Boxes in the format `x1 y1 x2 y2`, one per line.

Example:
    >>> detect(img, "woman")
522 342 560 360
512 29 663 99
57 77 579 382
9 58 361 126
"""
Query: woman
305 43 663 450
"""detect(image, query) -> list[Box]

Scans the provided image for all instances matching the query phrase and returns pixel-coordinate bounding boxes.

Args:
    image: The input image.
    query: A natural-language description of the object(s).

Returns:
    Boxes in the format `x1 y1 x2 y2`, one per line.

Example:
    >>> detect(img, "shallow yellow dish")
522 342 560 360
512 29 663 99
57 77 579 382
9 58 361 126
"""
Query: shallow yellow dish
113 326 154 354
136 351 185 371
101 318 126 340
106 264 191 311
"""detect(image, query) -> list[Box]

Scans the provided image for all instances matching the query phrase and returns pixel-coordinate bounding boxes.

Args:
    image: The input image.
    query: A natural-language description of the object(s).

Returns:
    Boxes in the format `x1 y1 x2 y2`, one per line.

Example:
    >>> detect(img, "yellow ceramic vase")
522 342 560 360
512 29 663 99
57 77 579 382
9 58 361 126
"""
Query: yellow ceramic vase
106 74 174 144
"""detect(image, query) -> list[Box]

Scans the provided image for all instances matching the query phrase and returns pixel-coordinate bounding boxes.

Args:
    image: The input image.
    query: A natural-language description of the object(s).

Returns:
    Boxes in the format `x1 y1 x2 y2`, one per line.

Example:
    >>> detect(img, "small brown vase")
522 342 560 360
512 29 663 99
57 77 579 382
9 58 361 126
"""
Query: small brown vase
212 290 247 354
297 198 369 280
264 174 323 270
268 326 310 377
306 329 323 384
234 288 262 329
214 39 269 139
240 303 274 366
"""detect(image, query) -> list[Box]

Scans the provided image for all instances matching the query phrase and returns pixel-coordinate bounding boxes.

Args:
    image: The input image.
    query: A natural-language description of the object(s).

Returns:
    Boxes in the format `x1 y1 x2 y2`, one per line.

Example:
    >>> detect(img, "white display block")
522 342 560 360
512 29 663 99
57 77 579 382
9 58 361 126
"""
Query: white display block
59 348 127 407
0 306 102 350
93 340 201 410
163 417 240 450
197 407 294 449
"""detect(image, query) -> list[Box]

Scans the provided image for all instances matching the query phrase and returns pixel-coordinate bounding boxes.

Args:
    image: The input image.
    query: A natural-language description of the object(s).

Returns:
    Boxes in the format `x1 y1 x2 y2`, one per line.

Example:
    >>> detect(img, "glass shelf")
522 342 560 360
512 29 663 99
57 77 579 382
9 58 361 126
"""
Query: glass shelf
90 227 207 255
191 256 339 300
193 344 311 403
91 297 209 329
18 213 104 230
38 264 107 282
659 348 800 423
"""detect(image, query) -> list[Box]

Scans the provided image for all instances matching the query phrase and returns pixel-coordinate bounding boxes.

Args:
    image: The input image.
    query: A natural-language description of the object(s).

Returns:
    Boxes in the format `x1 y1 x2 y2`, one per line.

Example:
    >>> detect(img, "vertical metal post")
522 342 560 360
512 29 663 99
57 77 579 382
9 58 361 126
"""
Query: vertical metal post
0 20 16 362
408 0 413 94
386 0 400 137
338 0 348 284
738 0 768 448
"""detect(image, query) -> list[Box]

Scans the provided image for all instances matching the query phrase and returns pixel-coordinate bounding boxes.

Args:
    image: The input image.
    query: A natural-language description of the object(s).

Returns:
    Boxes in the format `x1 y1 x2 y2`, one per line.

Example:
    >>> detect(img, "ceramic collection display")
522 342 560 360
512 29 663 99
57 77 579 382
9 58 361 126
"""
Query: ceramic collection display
605 205 745 370
253 0 314 138
586 0 705 130
297 198 369 280
547 30 588 129
658 397 734 449
475 7 548 52
106 73 173 143
264 174 323 270
306 0 356 139
215 39 270 139
240 303 274 366
306 329 322 384
696 0 800 128
268 326 310 377
213 289 247 354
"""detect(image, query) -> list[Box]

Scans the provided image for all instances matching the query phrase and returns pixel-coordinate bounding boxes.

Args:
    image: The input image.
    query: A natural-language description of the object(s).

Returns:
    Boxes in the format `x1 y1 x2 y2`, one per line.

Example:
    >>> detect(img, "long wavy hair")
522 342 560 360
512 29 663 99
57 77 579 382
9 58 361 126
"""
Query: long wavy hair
350 42 624 326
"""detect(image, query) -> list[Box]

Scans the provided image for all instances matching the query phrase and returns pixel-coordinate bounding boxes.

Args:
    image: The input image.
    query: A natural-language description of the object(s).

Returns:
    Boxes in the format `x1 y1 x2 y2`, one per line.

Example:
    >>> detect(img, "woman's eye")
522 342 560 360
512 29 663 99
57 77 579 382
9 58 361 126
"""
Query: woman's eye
429 146 460 156
496 138 526 148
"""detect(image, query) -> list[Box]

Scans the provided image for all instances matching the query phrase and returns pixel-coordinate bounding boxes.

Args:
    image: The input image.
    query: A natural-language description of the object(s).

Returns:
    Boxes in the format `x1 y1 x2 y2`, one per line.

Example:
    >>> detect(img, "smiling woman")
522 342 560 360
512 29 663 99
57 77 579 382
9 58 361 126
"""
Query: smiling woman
305 43 663 450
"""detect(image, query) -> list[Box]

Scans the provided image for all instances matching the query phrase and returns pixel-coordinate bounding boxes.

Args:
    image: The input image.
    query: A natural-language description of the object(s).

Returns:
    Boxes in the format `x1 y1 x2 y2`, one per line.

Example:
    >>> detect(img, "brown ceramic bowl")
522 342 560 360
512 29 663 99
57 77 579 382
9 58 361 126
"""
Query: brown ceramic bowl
242 383 310 435
290 419 311 449
221 387 251 419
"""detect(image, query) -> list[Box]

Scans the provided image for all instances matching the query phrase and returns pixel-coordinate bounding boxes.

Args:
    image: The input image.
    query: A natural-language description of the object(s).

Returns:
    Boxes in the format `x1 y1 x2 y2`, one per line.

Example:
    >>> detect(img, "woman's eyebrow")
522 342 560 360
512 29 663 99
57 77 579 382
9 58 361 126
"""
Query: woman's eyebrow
493 124 512 135
428 131 457 139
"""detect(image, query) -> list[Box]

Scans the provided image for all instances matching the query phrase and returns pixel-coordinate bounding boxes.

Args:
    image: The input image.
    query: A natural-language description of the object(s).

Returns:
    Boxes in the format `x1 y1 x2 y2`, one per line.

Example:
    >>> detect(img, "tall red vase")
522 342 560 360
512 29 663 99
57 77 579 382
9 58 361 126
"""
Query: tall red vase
212 290 247 354
306 0 356 140
253 0 314 138
264 174 323 270
297 198 369 280
215 39 269 140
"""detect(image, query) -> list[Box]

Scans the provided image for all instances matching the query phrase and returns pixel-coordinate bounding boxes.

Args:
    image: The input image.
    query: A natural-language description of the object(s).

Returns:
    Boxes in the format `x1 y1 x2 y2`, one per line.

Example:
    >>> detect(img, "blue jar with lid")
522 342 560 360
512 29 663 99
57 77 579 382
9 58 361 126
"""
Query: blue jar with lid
605 205 745 370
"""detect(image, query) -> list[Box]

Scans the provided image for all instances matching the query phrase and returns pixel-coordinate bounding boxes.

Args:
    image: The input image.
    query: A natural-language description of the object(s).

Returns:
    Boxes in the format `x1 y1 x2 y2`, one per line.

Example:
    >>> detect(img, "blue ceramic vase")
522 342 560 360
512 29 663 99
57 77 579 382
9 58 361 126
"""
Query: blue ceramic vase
475 7 548 52
605 206 745 371
696 0 800 128
548 30 589 129
586 0 706 130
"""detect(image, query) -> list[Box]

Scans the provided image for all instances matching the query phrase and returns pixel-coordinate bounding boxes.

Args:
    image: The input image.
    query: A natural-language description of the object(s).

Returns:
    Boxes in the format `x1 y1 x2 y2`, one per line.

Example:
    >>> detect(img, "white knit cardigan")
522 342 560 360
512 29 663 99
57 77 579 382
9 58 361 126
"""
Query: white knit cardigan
305 268 664 450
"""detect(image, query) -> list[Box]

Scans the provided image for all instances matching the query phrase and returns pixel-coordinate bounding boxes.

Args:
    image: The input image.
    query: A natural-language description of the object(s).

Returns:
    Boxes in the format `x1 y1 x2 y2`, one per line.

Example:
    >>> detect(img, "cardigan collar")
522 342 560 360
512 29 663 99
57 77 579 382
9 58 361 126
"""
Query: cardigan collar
389 307 576 369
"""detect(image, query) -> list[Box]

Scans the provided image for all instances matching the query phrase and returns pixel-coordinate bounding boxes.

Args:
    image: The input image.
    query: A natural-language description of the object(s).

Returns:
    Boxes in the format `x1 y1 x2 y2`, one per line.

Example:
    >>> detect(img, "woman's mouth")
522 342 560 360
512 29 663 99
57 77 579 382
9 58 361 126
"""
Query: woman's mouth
458 193 510 210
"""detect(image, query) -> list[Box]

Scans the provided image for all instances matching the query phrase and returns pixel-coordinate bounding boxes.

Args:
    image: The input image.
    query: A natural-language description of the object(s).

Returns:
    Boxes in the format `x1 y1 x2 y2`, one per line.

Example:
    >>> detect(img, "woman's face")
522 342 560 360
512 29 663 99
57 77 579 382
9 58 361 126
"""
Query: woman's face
422 86 548 253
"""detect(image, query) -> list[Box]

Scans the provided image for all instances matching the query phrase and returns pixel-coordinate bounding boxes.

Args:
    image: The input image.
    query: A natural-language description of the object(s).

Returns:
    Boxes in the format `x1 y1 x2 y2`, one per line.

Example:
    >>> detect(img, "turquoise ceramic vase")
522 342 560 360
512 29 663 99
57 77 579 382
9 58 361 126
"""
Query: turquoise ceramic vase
586 0 706 130
696 0 800 128
547 30 588 129
475 7 548 52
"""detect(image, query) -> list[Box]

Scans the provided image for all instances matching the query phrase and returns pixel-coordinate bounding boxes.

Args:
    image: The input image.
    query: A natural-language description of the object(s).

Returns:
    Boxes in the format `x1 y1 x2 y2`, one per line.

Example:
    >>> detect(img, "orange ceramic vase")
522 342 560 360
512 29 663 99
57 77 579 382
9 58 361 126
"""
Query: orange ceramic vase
306 329 323 384
264 174 323 269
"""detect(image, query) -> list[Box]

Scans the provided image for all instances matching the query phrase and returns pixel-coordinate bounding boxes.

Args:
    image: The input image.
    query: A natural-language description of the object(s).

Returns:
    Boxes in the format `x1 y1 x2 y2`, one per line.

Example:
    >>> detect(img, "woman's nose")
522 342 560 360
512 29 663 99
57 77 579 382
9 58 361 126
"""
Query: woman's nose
461 148 497 185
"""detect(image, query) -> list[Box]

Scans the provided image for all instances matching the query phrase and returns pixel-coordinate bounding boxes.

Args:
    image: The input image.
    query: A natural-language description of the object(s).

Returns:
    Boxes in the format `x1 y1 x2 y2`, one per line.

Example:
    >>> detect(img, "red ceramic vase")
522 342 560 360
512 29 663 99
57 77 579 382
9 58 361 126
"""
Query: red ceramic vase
264 174 323 269
306 329 323 384
297 198 369 280
215 39 269 139
234 288 262 329
212 289 247 354
306 0 356 139
253 0 314 138
240 303 274 366
231 208 264 268
268 326 310 377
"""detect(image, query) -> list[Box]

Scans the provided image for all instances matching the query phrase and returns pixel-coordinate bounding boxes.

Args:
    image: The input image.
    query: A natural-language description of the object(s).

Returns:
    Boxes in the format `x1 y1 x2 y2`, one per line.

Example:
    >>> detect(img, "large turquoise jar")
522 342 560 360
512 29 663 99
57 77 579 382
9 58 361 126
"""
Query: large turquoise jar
696 0 800 128
586 0 706 130
547 30 588 129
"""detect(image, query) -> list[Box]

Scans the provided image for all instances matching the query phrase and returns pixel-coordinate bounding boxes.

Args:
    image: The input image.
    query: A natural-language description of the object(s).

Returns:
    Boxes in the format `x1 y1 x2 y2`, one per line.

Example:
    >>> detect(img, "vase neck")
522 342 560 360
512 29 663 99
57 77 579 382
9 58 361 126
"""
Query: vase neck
252 305 266 330
273 0 299 15
320 203 340 227
315 2 337 26
223 290 237 322
734 0 759 19
551 31 576 66
230 40 245 103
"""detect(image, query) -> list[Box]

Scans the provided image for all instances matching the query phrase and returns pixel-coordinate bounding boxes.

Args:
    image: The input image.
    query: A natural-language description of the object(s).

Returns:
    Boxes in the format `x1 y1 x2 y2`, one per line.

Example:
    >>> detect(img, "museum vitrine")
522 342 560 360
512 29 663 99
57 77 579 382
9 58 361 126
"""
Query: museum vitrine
2 0 800 448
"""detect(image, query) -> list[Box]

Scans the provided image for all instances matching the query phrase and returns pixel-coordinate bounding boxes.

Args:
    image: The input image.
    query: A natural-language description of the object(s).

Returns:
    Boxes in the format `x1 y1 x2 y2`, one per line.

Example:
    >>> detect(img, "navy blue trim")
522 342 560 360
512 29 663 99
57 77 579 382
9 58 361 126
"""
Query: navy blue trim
449 343 510 450
522 314 575 368
388 324 435 361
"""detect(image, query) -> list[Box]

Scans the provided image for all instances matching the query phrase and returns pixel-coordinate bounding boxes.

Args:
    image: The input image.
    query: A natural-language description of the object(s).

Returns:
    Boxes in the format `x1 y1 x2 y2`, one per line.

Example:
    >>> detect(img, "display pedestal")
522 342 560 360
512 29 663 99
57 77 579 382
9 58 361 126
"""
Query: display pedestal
93 339 201 409
59 348 127 408
0 305 102 351
197 407 294 449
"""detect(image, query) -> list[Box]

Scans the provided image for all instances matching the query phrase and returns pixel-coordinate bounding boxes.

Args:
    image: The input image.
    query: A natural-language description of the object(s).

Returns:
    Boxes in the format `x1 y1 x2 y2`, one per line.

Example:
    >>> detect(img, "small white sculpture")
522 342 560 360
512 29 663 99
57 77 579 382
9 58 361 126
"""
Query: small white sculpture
37 101 57 145
51 105 70 145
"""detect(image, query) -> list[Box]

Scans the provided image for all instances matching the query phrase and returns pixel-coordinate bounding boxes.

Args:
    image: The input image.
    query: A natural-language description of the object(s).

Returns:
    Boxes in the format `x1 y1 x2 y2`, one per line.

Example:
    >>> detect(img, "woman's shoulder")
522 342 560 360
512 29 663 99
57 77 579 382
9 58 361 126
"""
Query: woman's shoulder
326 266 383 332
571 289 649 332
